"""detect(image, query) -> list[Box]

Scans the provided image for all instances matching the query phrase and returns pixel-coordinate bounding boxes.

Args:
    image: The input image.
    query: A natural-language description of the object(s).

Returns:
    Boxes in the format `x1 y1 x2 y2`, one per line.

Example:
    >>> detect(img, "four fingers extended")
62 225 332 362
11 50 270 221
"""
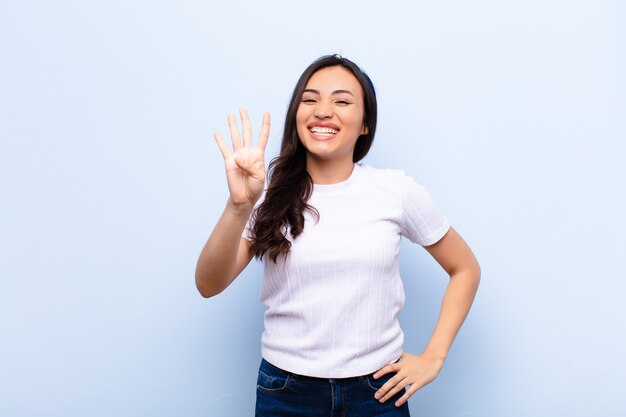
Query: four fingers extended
214 109 270 159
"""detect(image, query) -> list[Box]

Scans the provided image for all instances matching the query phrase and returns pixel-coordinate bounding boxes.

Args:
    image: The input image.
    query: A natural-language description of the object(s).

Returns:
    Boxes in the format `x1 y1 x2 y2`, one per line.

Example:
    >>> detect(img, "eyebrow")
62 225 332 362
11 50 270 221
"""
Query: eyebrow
303 88 354 96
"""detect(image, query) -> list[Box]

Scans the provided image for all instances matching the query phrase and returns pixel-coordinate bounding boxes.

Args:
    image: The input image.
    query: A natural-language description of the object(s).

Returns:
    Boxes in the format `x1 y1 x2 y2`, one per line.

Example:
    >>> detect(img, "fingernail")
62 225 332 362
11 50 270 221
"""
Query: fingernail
374 393 380 399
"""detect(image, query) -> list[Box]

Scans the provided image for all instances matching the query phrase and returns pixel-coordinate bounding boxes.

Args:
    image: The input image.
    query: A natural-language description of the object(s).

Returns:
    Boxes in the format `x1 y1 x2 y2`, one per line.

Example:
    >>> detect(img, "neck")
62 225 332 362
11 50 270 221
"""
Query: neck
306 154 356 185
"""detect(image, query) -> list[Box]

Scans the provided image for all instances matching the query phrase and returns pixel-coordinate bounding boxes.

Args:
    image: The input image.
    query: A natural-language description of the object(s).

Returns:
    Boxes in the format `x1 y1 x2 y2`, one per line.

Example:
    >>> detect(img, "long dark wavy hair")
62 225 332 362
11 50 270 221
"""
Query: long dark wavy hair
250 54 378 263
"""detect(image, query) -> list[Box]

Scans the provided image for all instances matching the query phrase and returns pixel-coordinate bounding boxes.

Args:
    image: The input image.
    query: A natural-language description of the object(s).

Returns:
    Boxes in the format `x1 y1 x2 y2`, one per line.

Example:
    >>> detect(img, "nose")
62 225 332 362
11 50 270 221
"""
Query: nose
314 100 333 119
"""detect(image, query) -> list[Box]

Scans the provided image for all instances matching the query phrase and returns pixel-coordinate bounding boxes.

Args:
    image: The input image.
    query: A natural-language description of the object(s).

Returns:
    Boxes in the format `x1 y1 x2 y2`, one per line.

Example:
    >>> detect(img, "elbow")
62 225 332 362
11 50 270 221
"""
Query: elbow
470 261 481 291
196 283 222 299
197 287 216 298
195 274 223 299
450 260 481 290
468 259 481 282
474 261 481 285
464 253 481 284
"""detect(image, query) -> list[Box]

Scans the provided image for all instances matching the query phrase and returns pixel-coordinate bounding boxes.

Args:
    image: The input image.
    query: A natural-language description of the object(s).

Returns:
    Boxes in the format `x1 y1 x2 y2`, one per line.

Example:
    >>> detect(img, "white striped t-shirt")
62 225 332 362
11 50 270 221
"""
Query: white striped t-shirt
243 162 451 378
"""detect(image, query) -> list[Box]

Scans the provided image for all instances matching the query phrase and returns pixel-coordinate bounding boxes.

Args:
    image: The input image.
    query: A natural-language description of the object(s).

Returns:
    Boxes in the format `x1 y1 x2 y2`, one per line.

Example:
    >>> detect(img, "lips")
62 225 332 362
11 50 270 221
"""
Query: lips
307 122 340 141
307 122 340 130
310 126 338 135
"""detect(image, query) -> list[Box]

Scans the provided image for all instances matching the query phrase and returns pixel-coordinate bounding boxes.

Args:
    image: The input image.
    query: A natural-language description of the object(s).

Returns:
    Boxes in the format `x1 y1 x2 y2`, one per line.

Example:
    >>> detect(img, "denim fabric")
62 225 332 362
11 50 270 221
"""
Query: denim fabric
255 358 411 417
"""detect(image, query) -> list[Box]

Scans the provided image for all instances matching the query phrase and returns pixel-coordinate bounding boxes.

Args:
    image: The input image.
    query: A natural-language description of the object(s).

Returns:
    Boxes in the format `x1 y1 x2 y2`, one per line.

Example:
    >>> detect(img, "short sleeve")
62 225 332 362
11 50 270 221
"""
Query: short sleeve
399 173 451 246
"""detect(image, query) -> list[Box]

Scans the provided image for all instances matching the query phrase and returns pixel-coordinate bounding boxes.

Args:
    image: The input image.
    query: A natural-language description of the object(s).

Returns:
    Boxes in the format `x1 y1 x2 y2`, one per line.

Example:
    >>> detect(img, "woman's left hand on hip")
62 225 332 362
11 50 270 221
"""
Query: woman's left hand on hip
372 351 445 407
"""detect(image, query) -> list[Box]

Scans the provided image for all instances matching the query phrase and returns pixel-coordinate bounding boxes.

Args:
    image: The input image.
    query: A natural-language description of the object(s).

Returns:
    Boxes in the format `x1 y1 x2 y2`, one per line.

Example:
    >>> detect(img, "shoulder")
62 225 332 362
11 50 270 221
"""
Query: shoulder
357 163 406 182
357 163 415 191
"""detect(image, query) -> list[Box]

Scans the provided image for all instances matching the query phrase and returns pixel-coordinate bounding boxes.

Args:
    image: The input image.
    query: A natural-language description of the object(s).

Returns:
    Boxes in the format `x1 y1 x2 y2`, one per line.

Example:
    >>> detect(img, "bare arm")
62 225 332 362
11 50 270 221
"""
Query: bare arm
421 226 481 360
194 109 270 298
372 226 480 407
194 200 255 298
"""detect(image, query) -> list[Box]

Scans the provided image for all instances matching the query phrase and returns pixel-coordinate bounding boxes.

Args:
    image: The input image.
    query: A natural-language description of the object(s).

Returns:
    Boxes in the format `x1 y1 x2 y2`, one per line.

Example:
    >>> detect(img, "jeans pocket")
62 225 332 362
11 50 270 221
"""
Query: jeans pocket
256 360 294 394
364 372 399 393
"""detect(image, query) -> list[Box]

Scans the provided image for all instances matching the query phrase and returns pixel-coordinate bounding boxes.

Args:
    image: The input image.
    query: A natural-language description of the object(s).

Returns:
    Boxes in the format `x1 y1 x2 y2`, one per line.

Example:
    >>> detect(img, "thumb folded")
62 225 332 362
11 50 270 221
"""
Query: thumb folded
235 156 262 179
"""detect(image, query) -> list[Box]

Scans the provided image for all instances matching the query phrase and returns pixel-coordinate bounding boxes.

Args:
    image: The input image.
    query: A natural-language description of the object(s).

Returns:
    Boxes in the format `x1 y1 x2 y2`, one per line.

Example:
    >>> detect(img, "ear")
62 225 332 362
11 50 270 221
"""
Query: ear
361 124 369 135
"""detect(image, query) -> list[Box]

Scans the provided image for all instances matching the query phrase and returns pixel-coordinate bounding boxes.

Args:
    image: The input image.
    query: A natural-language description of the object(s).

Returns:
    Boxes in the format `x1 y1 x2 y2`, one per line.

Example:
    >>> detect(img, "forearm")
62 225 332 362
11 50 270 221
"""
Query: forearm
195 198 253 297
422 267 481 360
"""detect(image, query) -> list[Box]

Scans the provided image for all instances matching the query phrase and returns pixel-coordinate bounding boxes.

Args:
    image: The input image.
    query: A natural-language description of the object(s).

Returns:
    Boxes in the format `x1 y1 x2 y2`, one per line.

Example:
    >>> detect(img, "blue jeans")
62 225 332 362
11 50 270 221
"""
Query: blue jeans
255 358 411 416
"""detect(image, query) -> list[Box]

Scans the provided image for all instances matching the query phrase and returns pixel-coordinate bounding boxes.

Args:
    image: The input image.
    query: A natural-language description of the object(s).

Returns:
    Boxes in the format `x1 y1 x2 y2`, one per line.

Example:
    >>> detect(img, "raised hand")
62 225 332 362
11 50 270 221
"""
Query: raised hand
213 109 270 208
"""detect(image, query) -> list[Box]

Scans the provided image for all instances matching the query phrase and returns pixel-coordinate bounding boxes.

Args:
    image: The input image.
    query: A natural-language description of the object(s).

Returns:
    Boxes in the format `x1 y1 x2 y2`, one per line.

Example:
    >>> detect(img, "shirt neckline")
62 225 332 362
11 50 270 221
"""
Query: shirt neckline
312 163 361 192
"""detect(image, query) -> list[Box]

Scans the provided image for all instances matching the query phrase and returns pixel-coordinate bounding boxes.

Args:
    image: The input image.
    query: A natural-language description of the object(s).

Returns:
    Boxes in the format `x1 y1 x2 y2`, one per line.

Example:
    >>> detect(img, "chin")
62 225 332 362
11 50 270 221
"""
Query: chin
307 147 352 162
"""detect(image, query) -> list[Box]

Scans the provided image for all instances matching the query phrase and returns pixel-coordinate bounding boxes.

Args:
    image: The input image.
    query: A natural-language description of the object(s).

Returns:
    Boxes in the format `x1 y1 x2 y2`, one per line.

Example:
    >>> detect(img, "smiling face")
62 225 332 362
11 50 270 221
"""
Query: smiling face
296 66 369 163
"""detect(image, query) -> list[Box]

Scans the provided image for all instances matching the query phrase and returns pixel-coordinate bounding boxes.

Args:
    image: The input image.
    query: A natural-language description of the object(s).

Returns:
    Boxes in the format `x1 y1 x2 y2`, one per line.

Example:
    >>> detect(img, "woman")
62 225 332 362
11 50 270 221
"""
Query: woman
195 54 481 416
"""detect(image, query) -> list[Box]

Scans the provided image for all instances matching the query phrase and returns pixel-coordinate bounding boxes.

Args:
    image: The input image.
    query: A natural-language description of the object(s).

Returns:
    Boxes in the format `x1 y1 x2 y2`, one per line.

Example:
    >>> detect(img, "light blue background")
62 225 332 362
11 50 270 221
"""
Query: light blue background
1 1 624 416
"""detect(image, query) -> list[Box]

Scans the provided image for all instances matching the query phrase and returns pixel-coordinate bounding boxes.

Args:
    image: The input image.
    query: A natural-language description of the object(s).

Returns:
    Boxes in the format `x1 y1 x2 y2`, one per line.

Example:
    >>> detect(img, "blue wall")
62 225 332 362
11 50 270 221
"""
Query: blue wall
1 1 624 416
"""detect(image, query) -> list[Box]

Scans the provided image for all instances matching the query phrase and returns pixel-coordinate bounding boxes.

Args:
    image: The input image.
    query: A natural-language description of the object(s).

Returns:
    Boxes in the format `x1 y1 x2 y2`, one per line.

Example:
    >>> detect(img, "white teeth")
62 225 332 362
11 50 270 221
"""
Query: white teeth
310 127 338 135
